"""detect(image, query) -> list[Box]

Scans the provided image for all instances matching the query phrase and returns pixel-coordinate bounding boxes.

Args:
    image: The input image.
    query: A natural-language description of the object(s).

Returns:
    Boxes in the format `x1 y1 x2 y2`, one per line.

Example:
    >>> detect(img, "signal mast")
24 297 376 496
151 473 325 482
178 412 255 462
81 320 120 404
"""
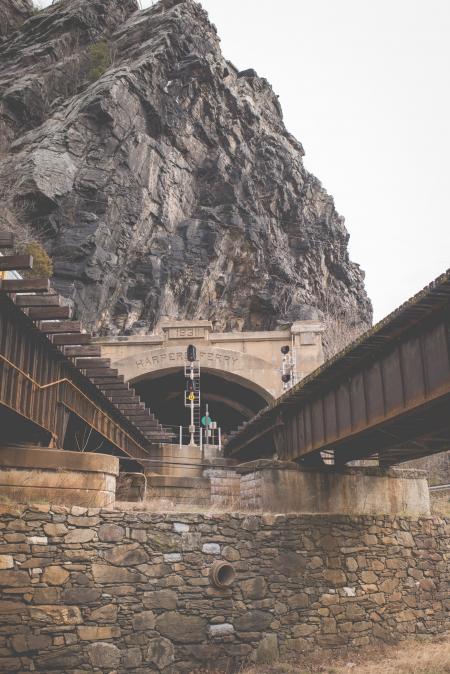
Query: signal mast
184 344 200 446
280 344 297 391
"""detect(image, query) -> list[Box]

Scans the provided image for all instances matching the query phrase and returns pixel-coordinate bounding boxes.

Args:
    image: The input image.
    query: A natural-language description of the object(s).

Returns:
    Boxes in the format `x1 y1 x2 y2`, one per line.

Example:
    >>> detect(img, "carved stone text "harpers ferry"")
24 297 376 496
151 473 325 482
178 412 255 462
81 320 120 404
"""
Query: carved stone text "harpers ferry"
135 350 240 370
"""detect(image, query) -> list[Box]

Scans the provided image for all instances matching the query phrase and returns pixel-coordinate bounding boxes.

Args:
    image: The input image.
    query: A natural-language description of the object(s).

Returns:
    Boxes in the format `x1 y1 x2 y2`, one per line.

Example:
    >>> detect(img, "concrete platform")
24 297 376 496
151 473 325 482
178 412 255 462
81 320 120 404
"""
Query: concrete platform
147 444 203 477
0 446 119 507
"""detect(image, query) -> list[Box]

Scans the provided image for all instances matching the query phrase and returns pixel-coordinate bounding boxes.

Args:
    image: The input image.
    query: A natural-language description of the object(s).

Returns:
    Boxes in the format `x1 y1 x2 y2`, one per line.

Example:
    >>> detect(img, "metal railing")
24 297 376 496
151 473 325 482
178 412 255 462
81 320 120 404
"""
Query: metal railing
158 424 223 453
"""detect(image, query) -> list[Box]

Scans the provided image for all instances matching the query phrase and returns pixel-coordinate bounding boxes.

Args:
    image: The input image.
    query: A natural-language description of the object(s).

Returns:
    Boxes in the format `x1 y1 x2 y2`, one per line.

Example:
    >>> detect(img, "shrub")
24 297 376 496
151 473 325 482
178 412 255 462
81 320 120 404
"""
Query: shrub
23 241 53 279
87 40 111 82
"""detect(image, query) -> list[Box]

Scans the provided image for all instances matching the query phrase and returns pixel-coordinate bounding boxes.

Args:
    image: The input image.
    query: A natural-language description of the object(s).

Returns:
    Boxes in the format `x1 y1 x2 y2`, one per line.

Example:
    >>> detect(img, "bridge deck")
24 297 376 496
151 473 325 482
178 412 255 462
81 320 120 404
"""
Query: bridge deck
225 270 450 466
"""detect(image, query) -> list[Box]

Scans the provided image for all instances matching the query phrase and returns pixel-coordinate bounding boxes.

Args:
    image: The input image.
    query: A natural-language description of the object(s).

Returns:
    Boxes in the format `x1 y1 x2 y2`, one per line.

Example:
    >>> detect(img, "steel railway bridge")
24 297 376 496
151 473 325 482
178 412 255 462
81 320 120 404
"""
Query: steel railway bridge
225 270 450 467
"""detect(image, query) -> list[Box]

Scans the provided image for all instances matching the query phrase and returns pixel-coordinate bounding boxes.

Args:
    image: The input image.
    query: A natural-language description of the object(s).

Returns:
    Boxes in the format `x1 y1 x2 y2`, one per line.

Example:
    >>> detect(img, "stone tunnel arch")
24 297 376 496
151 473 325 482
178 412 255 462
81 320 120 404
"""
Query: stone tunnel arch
131 367 273 435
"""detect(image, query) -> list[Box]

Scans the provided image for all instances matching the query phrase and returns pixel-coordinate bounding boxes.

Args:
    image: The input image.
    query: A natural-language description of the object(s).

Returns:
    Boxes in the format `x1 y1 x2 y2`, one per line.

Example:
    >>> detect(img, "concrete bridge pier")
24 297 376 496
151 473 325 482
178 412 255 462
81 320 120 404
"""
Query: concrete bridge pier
118 446 430 516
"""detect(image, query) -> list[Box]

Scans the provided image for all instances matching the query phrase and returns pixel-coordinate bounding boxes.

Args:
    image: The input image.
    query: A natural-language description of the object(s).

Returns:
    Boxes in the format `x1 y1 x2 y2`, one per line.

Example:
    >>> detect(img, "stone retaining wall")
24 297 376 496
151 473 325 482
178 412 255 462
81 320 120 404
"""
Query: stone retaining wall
0 505 449 673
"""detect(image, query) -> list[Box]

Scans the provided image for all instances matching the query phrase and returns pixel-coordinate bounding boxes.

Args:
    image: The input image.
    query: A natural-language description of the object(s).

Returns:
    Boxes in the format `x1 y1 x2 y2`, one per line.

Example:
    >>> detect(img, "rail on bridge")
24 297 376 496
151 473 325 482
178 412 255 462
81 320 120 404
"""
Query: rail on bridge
0 233 171 462
225 270 450 466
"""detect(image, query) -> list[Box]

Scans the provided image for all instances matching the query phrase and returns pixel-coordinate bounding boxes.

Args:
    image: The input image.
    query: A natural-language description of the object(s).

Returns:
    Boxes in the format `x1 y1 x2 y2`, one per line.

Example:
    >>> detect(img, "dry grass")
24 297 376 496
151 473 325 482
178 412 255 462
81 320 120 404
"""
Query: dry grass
237 638 450 674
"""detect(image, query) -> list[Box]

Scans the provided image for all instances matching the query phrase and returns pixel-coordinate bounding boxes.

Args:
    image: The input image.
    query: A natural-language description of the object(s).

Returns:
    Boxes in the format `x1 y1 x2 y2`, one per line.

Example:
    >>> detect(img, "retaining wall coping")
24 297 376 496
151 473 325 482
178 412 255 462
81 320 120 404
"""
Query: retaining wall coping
0 504 447 525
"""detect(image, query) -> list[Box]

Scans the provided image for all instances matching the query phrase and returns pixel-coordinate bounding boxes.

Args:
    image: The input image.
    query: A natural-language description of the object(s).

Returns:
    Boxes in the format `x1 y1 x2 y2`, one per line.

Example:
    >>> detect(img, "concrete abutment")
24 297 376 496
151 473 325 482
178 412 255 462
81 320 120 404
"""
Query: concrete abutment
117 445 430 517
238 461 431 516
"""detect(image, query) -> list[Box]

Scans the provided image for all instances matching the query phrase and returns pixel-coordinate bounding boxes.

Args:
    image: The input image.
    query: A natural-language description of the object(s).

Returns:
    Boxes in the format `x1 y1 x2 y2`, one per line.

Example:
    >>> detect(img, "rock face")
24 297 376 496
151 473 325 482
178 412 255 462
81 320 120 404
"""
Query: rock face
0 0 372 334
0 0 33 40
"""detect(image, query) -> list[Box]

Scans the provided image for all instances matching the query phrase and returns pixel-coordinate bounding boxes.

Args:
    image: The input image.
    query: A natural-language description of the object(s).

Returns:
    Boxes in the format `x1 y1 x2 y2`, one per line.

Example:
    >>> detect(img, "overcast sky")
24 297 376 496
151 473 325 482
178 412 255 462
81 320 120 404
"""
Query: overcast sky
38 0 450 322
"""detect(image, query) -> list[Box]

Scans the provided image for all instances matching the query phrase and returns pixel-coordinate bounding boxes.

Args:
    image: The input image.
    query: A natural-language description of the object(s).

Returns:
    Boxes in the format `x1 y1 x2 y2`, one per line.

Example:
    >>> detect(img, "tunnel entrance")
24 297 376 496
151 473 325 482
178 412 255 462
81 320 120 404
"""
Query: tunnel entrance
132 368 272 438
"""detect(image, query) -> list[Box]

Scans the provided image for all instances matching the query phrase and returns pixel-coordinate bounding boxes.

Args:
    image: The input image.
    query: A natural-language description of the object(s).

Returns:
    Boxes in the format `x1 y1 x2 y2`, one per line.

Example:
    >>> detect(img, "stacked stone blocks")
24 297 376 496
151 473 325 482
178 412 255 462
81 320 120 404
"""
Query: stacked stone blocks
0 505 448 673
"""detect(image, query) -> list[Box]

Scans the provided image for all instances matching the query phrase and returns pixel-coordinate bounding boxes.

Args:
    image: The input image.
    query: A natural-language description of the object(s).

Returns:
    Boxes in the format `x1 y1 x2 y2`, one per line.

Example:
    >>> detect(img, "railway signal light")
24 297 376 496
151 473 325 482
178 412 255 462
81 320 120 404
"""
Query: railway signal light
280 343 296 391
187 344 197 362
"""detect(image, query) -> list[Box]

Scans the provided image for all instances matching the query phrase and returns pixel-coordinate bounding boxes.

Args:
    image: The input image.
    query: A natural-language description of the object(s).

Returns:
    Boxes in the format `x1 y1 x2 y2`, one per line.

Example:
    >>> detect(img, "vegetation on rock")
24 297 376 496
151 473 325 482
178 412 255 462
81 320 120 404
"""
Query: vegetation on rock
87 40 111 82
22 241 53 278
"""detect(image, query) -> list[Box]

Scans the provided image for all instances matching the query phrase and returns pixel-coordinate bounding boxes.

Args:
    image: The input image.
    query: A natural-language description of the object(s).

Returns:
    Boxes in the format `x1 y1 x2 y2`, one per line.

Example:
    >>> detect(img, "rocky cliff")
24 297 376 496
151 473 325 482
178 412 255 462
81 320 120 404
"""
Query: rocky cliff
0 0 372 335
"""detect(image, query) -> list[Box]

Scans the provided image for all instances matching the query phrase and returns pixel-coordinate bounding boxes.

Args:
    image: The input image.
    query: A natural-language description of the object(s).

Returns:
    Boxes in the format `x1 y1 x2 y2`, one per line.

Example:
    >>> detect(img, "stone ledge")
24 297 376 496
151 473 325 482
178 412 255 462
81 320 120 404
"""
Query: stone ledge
0 504 447 522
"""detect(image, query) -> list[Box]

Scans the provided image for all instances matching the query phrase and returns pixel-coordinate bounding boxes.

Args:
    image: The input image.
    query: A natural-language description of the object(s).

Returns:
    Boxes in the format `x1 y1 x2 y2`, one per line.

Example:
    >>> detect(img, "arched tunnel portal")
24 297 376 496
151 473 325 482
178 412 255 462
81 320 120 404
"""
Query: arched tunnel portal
97 322 325 442
131 367 273 437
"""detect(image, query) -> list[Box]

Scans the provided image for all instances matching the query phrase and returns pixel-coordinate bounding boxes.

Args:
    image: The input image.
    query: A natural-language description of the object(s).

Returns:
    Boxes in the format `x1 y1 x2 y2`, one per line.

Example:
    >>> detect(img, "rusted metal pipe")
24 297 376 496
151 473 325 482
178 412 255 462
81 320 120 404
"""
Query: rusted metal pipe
209 560 236 589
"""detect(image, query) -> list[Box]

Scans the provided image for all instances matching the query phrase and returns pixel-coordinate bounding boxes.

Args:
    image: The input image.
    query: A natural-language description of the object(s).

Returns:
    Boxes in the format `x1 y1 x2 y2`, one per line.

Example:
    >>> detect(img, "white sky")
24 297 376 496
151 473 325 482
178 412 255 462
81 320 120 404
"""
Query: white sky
38 0 450 322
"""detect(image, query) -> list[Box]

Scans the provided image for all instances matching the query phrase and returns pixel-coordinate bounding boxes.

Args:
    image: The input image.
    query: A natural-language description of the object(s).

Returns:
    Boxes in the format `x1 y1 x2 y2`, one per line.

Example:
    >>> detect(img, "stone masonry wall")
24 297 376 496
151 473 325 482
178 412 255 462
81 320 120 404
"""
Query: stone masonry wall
206 470 241 508
0 505 449 673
